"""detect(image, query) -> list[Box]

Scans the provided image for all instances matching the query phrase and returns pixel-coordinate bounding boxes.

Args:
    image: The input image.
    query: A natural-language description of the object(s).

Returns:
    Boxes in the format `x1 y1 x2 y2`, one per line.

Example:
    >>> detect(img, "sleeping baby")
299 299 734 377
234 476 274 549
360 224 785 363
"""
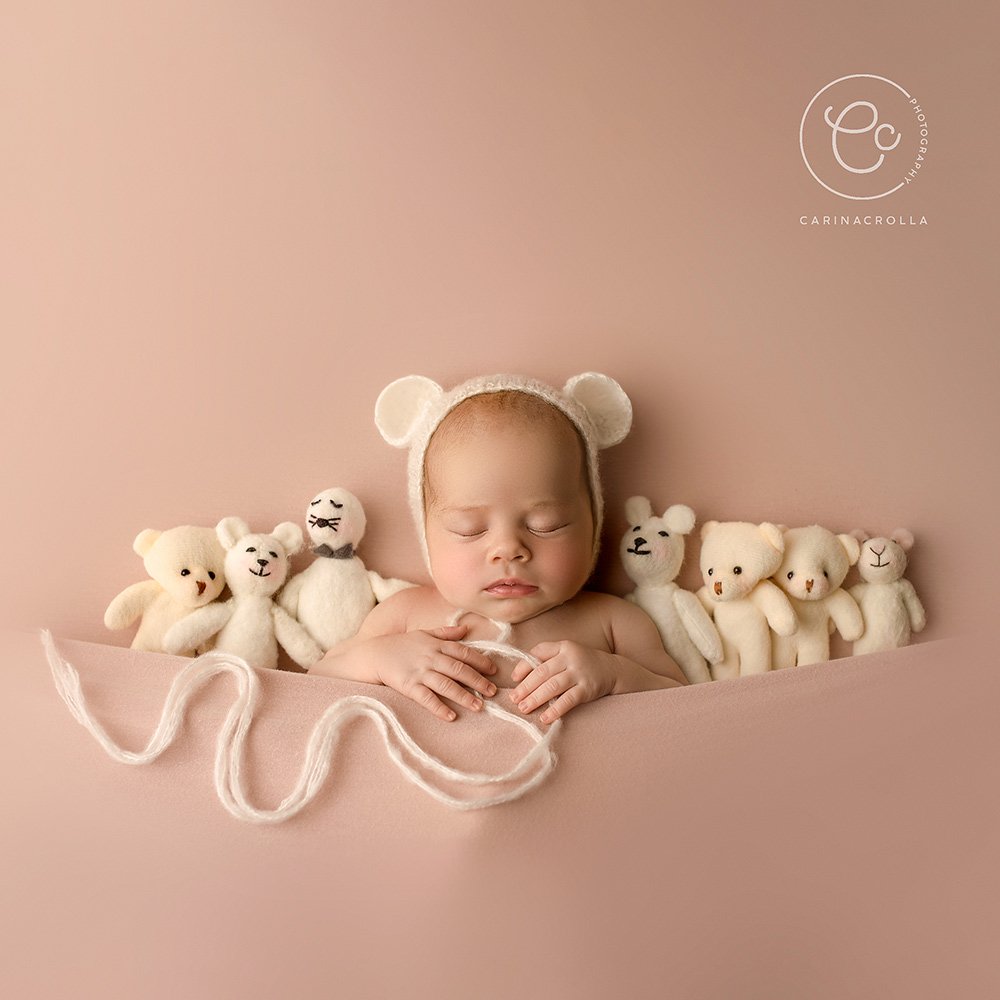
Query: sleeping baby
309 372 688 722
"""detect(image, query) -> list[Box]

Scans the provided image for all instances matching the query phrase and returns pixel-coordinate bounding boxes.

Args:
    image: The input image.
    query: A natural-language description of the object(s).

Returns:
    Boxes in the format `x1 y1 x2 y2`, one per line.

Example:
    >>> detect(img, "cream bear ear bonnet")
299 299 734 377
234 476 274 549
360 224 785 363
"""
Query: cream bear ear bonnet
374 372 633 567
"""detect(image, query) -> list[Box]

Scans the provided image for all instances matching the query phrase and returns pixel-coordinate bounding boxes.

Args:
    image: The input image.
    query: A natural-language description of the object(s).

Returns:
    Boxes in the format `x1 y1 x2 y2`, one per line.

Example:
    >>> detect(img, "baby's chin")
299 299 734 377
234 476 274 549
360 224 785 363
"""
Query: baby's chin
442 592 563 626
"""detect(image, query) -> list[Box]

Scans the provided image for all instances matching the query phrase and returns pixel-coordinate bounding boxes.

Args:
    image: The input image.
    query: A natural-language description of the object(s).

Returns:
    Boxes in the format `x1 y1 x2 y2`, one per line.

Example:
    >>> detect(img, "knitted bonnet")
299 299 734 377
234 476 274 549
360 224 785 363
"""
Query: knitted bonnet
374 373 633 569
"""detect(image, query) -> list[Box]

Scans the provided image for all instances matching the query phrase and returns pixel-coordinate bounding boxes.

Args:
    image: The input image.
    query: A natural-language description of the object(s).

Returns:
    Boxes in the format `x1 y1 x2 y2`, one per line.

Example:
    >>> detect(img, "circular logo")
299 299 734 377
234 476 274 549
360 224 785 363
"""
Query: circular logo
800 74 929 200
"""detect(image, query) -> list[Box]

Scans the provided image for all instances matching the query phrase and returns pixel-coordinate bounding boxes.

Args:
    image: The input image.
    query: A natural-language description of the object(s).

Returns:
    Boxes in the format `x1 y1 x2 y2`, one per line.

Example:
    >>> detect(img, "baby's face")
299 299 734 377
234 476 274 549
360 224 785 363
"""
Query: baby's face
424 419 594 624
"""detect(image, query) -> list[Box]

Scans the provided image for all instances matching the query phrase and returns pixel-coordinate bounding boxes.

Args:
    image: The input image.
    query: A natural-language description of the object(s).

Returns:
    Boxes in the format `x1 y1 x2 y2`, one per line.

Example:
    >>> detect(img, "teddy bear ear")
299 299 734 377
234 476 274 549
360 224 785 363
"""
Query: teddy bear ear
663 504 696 535
562 373 633 449
271 522 304 556
890 528 915 551
838 533 862 565
700 519 719 541
624 496 653 524
216 517 250 551
775 524 790 535
374 376 444 448
133 529 161 557
759 522 785 553
849 528 870 544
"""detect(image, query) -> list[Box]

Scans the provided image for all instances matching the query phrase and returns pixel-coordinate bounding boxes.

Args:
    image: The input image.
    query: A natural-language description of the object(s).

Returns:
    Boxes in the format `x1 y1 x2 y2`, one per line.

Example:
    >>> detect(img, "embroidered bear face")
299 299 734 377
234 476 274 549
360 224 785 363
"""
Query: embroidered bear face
216 517 304 598
852 529 914 584
699 520 785 602
773 525 860 601
619 496 696 588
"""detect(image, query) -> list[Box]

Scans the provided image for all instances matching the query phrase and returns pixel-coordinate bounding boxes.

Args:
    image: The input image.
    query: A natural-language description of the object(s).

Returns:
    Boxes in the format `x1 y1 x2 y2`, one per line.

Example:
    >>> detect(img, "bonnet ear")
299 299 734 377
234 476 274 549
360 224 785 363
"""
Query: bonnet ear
133 529 161 557
890 528 915 551
624 496 653 524
216 517 251 551
562 373 633 448
837 533 862 565
271 522 304 556
374 376 444 448
663 504 696 535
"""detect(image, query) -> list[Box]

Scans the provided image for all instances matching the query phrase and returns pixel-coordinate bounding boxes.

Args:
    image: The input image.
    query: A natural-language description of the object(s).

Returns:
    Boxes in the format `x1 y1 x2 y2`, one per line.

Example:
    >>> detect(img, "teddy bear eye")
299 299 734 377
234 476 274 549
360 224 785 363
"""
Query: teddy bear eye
823 570 828 578
632 526 641 532
787 571 794 579
180 568 190 576
331 500 344 508
246 547 257 553
208 571 216 580
707 568 714 576
269 551 278 558
733 566 742 575
658 531 669 537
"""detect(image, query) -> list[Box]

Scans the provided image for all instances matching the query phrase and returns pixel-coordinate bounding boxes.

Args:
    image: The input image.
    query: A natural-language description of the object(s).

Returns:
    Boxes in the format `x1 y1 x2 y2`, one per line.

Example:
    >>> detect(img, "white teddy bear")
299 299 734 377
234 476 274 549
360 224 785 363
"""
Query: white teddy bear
620 496 721 684
104 525 227 654
277 487 415 652
163 517 323 671
696 520 796 680
849 529 926 655
770 525 864 669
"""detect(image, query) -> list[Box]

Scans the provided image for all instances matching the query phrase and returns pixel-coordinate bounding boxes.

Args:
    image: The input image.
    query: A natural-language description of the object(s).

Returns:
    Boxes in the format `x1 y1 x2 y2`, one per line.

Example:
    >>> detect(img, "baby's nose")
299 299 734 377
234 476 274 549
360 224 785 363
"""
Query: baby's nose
490 533 529 562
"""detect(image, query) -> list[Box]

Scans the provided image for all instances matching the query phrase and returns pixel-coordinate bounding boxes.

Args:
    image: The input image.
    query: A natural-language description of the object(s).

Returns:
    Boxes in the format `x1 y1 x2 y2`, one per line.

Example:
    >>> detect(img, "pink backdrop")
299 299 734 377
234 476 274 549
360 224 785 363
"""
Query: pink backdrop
2 1 997 997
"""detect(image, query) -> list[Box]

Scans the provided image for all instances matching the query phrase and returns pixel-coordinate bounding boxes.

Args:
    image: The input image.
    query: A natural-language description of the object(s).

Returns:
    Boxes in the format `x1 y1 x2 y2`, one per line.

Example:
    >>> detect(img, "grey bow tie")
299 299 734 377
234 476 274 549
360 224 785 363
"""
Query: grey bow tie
313 543 355 559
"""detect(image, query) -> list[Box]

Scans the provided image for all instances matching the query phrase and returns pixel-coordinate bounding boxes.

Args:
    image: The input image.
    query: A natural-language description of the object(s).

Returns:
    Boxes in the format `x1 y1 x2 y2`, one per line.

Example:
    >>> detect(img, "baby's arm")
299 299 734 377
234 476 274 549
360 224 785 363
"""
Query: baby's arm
308 588 497 722
510 598 687 724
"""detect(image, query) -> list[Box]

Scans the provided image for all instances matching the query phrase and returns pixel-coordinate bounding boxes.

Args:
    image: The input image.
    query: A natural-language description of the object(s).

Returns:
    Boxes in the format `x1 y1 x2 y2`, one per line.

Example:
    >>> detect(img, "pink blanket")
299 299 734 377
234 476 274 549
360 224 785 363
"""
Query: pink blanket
2 628 996 999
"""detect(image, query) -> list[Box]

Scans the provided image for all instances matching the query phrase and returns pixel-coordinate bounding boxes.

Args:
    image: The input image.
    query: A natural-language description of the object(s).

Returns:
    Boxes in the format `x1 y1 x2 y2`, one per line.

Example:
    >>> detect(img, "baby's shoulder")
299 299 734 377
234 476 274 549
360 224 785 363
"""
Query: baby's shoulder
360 583 442 635
568 589 642 625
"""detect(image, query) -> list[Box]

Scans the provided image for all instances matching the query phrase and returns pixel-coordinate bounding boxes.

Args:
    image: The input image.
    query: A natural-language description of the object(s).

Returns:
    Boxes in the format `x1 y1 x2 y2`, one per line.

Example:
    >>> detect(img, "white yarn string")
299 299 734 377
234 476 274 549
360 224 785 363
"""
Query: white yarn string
41 628 560 822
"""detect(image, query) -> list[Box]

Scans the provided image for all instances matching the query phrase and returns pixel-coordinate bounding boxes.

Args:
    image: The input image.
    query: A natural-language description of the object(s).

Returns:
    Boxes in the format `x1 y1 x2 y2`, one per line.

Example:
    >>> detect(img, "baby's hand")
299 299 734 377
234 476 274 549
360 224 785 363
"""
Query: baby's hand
509 641 618 724
374 625 498 722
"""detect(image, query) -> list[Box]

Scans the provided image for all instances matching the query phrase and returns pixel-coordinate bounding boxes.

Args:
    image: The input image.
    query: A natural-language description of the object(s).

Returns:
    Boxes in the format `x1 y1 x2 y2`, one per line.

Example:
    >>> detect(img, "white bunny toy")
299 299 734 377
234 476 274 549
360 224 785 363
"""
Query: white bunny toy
163 517 323 671
620 497 721 684
277 487 415 652
849 529 926 655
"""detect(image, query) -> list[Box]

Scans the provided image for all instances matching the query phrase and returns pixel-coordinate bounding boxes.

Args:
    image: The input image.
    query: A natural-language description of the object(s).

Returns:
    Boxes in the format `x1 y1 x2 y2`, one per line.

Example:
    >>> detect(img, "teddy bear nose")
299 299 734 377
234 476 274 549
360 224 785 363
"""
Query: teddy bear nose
805 579 814 593
714 581 723 595
257 558 269 567
634 536 647 548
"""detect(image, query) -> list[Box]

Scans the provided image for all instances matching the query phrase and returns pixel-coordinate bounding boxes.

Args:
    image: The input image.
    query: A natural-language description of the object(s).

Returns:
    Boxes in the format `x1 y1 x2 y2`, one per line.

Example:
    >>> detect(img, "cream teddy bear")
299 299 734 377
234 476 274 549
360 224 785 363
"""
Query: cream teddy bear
696 520 796 680
104 525 227 653
620 496 721 684
163 517 323 671
770 525 864 669
277 487 415 651
849 529 927 654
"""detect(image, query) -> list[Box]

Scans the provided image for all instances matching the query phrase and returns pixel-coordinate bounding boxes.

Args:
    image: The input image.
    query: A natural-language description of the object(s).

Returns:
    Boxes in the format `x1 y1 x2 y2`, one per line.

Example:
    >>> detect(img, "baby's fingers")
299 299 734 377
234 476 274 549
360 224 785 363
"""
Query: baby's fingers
536 686 585 725
405 682 459 722
424 672 488 715
441 640 496 677
516 671 573 716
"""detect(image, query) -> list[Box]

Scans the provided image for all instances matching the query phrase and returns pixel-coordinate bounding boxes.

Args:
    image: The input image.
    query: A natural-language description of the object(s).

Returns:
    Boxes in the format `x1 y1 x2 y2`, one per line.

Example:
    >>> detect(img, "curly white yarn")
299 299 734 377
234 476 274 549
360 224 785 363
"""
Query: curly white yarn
41 628 560 822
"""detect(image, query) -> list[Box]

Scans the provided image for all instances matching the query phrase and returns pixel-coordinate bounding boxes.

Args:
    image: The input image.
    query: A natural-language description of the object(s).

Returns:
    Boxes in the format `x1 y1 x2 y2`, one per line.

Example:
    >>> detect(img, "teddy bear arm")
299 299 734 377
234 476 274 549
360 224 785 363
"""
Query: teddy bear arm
827 589 864 642
754 582 797 637
104 580 160 630
367 570 418 604
900 580 927 633
673 589 723 664
163 602 232 655
272 605 324 669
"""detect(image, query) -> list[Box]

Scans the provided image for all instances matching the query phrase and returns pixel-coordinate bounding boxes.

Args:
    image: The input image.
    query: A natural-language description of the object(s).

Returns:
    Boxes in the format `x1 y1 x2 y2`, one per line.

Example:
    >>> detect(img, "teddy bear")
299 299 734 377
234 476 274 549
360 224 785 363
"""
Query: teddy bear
619 496 721 684
104 525 227 654
770 525 864 669
696 520 797 680
277 487 416 651
163 517 323 671
848 529 926 655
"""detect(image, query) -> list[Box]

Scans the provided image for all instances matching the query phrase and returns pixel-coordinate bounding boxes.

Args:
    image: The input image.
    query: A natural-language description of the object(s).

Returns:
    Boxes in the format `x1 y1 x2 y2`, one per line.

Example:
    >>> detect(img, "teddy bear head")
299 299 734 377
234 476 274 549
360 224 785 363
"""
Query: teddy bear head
699 520 785 602
851 529 914 584
216 517 304 598
305 487 367 555
773 525 860 601
619 496 696 587
134 525 226 608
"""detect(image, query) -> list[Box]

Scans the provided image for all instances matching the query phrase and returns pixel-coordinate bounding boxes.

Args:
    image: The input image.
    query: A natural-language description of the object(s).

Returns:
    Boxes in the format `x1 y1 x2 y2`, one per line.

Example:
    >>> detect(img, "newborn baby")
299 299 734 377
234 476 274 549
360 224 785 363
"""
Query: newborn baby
309 373 687 723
